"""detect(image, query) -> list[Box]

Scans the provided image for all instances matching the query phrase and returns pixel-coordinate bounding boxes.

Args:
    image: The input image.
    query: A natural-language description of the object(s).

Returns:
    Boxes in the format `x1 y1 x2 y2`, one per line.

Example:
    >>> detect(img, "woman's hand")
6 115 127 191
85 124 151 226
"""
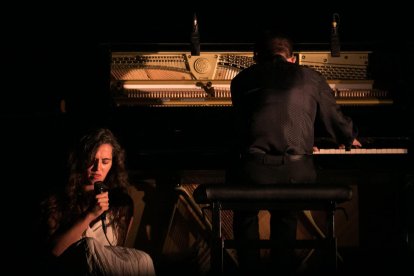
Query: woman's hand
92 191 109 219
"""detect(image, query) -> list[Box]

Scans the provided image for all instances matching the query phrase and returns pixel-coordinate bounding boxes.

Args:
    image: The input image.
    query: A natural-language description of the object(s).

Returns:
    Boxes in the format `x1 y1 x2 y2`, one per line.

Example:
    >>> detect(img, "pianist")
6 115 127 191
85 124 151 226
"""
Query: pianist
230 30 361 275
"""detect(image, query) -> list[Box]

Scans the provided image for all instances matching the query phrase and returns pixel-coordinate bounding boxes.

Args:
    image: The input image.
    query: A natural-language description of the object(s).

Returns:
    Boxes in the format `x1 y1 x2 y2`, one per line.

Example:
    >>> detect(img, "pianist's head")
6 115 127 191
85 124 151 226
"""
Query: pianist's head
253 30 296 64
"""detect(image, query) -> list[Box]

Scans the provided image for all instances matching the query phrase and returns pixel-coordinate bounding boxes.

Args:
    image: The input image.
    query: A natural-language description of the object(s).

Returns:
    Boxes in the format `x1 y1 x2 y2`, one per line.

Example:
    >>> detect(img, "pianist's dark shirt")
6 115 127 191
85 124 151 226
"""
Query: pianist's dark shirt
230 55 356 156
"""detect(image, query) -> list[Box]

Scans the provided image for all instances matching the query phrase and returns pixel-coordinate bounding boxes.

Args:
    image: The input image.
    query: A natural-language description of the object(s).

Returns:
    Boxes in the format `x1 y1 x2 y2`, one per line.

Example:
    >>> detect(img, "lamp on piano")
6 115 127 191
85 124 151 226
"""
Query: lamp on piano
330 13 340 57
191 13 200 56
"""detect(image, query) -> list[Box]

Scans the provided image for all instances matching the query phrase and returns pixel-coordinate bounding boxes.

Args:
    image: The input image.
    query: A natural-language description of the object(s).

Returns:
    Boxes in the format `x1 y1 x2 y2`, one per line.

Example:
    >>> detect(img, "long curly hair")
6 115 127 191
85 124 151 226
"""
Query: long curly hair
42 128 132 245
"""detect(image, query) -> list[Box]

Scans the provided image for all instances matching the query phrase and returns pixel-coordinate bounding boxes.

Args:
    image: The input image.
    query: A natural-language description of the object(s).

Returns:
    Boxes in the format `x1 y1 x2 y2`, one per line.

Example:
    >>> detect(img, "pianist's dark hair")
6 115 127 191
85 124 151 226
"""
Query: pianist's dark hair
41 127 133 246
253 30 294 63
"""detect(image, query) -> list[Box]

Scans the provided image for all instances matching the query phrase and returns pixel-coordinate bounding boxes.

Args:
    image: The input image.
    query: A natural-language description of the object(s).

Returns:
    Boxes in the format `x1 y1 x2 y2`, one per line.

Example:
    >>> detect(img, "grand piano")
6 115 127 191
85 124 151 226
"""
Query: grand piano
107 42 412 273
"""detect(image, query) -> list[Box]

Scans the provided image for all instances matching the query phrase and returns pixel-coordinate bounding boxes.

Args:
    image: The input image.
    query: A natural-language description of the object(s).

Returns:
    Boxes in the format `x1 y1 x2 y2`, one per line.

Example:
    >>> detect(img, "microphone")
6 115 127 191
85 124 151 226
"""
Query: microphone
190 13 200 56
94 181 108 234
330 13 340 57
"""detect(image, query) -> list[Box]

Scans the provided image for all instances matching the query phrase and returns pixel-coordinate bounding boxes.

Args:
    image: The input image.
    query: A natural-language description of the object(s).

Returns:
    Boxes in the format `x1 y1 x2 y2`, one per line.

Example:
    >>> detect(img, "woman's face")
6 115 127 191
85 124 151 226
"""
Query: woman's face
87 143 113 184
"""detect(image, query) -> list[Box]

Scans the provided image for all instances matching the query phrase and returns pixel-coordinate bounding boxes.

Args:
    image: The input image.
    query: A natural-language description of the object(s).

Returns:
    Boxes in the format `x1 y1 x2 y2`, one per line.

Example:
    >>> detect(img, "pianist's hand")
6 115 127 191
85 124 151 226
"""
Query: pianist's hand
352 138 362 148
338 138 362 149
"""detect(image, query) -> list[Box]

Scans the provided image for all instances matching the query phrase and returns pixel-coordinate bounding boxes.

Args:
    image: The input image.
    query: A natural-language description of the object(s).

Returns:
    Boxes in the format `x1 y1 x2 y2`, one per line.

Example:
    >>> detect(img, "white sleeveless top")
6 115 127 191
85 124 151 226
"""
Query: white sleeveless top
82 215 117 246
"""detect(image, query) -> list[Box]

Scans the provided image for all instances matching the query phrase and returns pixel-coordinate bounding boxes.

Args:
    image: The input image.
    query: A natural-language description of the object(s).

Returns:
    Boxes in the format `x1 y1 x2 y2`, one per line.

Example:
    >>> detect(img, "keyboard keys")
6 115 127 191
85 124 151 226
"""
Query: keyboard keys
313 148 408 154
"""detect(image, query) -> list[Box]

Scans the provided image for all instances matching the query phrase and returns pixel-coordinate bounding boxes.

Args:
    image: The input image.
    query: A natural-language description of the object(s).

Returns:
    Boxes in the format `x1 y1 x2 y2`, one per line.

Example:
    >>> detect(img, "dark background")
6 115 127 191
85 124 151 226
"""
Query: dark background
3 4 413 114
2 4 413 273
3 4 412 114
